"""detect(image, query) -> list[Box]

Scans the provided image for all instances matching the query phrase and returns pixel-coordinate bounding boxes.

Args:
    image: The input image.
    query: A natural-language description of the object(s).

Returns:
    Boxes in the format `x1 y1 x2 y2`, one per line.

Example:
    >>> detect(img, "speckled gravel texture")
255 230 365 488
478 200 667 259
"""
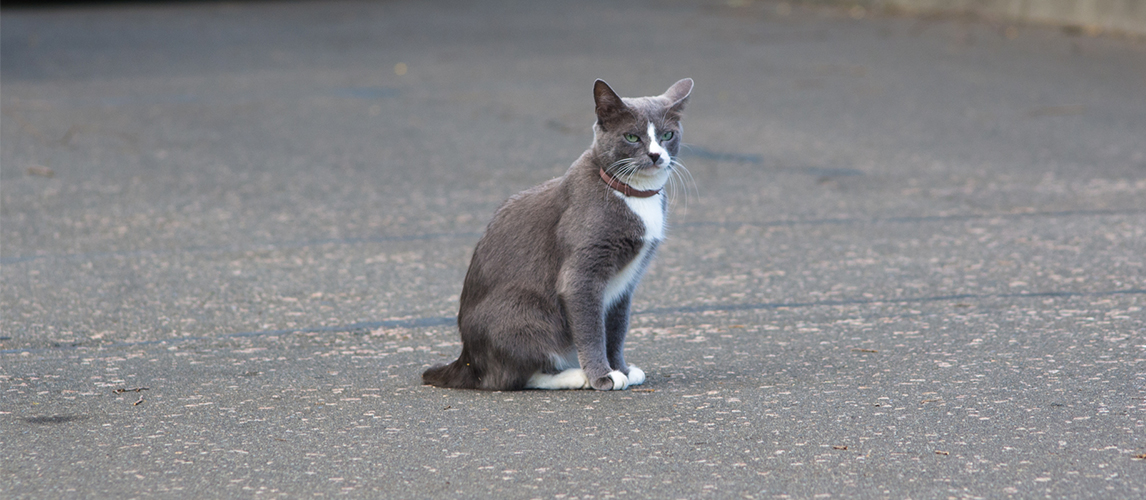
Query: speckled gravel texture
2 0 1144 498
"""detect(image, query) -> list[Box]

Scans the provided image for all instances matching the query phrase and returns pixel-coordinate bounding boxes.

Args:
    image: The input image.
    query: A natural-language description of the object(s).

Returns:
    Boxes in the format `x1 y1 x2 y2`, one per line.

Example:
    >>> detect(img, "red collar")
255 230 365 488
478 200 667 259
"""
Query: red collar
598 168 661 198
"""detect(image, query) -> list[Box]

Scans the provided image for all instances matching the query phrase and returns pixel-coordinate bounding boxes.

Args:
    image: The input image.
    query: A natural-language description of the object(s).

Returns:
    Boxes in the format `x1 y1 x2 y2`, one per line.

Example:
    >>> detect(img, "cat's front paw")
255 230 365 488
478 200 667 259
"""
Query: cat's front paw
591 370 629 391
625 366 646 386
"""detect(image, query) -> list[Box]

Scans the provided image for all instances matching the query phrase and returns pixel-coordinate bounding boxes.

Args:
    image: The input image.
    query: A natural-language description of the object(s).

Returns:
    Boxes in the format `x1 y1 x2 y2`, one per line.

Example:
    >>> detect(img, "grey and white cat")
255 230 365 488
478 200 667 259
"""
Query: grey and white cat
422 78 693 391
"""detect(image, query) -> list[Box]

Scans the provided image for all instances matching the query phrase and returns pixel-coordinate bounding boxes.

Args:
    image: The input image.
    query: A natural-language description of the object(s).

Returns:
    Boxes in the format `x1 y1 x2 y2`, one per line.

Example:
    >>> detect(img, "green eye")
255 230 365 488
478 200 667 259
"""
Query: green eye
661 130 675 141
623 133 640 143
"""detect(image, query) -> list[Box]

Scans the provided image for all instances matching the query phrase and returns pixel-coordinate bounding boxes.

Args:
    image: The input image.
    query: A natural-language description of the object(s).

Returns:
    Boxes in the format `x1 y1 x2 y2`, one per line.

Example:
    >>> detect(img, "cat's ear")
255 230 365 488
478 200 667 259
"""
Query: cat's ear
663 78 693 114
594 79 628 124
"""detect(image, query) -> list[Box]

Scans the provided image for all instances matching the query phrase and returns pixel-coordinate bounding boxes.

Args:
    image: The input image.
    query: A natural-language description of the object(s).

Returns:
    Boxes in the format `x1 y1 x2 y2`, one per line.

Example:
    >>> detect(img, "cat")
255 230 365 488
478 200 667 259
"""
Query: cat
422 78 693 391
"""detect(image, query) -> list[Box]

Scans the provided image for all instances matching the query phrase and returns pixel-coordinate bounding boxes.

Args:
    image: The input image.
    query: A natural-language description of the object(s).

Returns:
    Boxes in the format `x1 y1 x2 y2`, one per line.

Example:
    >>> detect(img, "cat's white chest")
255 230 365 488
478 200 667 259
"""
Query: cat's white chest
602 193 665 308
622 194 665 241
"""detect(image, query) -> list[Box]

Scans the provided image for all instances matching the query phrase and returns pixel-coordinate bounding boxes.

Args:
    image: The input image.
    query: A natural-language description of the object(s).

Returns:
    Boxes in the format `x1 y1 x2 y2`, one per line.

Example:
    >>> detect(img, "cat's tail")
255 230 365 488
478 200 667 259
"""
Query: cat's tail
422 350 481 389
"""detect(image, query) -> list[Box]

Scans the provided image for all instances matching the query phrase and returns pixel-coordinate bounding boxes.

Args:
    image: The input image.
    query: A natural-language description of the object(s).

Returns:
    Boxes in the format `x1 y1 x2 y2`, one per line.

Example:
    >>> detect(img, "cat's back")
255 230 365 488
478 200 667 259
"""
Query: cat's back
485 177 566 237
464 177 566 284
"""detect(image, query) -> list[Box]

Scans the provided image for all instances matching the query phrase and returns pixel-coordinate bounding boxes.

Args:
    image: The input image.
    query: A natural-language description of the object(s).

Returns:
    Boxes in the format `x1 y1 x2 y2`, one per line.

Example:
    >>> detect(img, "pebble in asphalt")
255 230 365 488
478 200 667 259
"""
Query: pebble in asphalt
2 0 1144 498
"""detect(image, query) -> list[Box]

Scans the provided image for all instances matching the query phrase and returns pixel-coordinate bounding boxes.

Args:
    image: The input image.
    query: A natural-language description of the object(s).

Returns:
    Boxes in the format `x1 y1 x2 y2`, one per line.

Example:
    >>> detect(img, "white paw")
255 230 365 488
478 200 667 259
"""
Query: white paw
626 366 645 386
526 369 590 390
606 370 629 390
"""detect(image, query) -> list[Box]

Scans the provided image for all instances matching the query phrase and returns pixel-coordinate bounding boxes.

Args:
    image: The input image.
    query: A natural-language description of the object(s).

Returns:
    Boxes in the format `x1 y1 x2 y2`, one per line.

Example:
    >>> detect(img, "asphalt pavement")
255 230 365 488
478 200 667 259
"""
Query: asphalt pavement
2 0 1145 498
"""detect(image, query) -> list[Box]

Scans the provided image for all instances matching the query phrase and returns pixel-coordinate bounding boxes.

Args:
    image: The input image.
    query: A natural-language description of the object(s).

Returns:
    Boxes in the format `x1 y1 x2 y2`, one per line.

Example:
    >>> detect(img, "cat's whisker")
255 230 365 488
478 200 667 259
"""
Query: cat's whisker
617 158 638 176
681 163 699 206
622 162 639 187
606 159 628 175
614 159 633 181
667 158 698 208
604 158 630 202
608 158 643 202
671 165 687 208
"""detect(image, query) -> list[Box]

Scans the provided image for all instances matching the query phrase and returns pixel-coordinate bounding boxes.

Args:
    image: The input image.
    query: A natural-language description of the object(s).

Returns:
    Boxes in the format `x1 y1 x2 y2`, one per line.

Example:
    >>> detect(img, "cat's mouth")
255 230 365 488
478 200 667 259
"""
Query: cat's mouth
606 157 671 183
637 160 668 171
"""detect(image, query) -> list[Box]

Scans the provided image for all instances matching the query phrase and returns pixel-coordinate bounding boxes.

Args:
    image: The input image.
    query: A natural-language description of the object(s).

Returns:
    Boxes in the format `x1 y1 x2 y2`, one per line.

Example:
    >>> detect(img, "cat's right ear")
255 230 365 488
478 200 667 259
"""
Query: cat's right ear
593 79 628 125
663 78 693 115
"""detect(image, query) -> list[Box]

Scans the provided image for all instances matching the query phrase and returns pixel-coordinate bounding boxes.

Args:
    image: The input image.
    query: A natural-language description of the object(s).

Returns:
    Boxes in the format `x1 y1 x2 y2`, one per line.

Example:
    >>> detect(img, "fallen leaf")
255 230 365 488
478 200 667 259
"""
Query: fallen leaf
26 165 54 178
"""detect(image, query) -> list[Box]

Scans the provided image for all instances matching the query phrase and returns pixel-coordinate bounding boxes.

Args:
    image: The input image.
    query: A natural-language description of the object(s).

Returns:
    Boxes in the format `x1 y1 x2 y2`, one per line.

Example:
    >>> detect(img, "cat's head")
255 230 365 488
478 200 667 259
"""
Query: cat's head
591 78 693 191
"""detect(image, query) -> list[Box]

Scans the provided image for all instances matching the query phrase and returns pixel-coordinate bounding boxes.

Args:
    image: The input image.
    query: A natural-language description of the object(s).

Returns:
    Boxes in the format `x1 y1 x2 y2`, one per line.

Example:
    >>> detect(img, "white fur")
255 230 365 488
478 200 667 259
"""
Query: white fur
626 365 646 386
526 368 590 390
647 121 668 167
529 353 643 390
606 370 629 390
603 239 651 308
623 194 665 241
603 192 664 308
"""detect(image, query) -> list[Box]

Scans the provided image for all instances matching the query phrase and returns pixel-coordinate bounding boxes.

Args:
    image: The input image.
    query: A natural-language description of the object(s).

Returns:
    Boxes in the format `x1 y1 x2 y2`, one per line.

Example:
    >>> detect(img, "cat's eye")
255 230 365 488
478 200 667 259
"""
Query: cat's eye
661 131 675 141
623 133 640 143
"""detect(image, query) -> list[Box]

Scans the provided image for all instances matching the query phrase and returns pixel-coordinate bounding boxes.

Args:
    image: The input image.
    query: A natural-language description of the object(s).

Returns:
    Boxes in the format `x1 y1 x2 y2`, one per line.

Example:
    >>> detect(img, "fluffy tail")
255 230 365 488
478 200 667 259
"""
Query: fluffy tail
422 351 480 389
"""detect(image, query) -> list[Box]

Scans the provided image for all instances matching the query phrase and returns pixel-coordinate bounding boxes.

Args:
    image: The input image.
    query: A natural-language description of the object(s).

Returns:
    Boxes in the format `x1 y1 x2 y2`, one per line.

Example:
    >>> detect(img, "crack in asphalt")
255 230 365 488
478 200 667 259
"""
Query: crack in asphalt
3 208 1142 265
3 287 1142 355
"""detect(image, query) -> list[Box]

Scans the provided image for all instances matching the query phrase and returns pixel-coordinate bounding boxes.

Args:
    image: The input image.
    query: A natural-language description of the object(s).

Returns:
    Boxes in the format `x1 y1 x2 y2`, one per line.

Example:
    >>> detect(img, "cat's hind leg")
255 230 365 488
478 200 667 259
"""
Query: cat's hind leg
525 351 589 390
461 298 566 391
525 368 590 390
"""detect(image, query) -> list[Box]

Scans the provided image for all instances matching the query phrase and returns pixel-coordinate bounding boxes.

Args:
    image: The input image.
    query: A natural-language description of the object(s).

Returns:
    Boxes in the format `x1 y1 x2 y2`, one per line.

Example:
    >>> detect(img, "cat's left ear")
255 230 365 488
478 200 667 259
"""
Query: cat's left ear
663 78 693 113
594 79 629 124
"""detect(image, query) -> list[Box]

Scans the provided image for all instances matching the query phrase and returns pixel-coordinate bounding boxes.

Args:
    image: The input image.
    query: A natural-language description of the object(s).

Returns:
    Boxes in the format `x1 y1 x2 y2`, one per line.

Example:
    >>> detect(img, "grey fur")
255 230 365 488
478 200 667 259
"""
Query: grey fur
422 78 693 391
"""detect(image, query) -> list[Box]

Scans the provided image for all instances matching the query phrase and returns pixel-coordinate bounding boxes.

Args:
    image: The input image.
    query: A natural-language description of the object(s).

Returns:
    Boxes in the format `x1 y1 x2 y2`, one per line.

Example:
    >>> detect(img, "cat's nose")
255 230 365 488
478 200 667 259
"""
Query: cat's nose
648 152 661 165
